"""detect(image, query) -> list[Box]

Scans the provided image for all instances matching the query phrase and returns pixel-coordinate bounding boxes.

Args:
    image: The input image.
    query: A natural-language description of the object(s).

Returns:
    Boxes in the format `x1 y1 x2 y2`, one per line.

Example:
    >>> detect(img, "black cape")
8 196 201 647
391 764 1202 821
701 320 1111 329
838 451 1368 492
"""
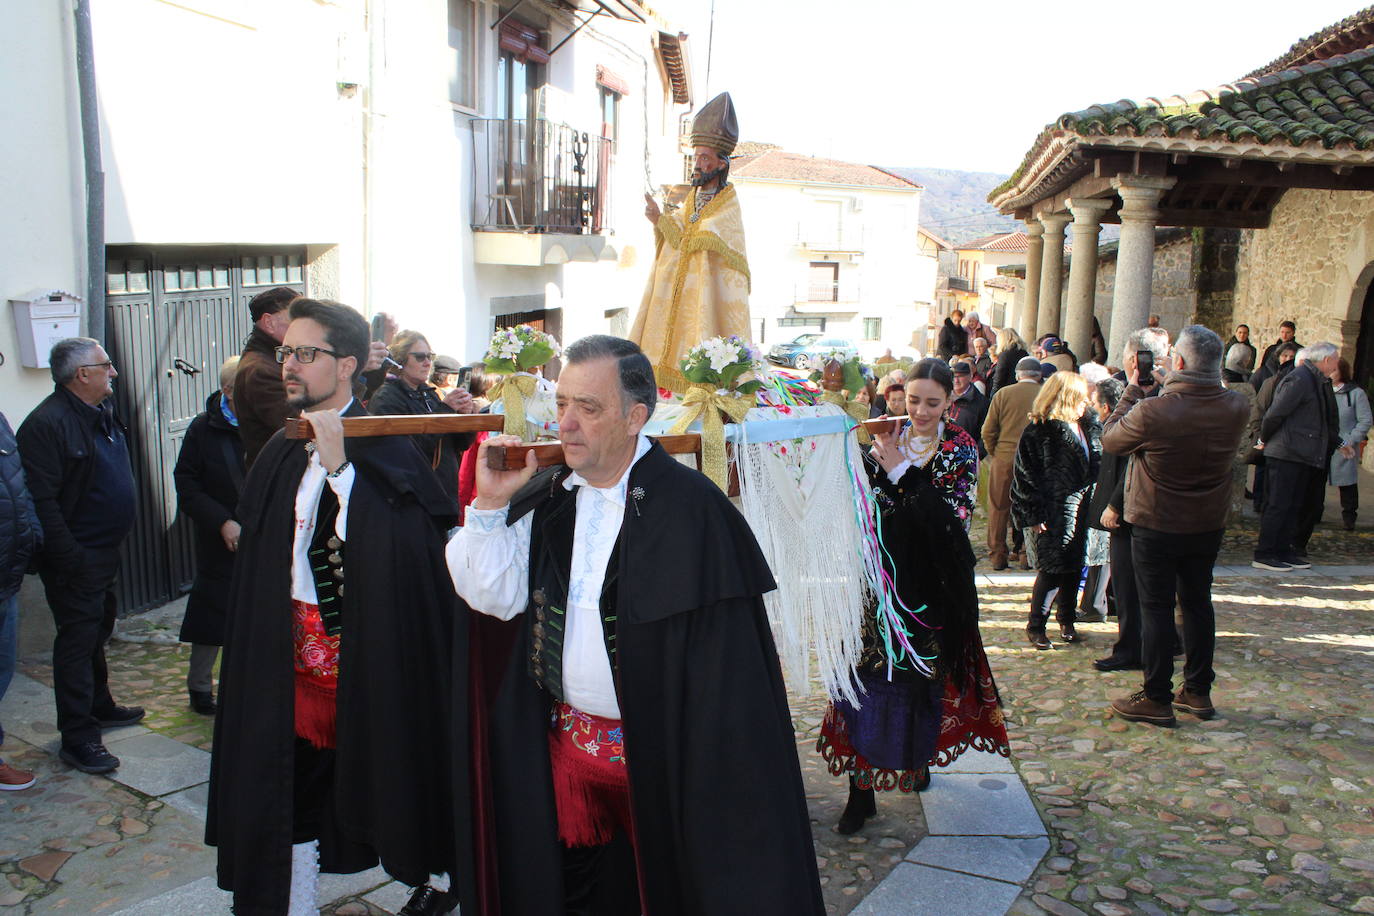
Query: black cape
471 442 824 916
206 401 475 916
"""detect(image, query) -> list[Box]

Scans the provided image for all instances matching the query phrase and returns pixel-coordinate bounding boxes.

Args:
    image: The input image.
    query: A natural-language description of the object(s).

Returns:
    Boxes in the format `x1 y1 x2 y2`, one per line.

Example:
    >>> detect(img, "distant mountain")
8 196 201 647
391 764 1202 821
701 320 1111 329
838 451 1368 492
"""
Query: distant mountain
883 167 1020 246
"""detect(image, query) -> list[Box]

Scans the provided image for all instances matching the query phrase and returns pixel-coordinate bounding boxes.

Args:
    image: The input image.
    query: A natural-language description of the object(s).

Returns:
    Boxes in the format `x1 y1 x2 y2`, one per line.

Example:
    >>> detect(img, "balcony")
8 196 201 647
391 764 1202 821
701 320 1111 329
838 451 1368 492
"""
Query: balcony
946 276 976 292
470 118 616 266
793 279 862 308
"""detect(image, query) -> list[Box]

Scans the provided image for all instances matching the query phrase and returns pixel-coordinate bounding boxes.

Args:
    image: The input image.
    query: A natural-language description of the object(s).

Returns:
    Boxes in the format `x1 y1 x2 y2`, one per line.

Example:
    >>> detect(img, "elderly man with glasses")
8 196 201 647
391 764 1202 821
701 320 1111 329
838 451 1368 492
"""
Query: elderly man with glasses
17 338 145 775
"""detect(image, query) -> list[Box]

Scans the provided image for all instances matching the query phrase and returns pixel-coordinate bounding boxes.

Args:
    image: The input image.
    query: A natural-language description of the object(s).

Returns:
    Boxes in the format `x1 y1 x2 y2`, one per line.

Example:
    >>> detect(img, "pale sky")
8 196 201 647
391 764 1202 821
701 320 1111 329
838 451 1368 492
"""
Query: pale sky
698 0 1364 175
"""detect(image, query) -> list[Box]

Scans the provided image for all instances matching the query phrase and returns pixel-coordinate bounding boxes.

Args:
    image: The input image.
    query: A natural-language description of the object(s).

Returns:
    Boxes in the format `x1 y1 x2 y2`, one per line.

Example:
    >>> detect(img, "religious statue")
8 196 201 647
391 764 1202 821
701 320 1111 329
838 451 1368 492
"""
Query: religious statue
631 92 752 393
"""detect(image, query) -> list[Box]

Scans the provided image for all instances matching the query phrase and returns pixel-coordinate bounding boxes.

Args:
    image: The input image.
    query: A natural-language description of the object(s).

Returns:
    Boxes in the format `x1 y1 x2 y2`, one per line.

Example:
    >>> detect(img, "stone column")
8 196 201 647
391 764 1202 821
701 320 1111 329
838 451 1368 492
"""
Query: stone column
1019 219 1044 342
1064 198 1112 362
1036 212 1071 340
1107 175 1177 363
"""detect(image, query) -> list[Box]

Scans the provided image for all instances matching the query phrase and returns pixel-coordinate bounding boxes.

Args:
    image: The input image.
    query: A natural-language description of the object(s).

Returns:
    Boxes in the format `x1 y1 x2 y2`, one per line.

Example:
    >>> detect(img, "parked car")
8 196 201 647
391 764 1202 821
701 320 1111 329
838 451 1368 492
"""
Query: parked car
767 334 859 370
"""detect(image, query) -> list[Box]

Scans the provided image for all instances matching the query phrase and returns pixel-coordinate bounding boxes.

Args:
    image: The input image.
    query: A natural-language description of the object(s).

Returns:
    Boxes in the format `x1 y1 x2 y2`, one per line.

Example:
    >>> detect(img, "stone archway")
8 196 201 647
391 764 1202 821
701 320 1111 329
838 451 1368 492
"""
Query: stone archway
1348 262 1374 390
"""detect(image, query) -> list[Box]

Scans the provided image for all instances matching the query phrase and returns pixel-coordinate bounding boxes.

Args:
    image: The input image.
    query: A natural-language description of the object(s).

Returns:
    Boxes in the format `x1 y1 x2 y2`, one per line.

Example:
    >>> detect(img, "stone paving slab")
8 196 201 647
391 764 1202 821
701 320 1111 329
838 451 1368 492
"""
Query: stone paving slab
906 836 1050 885
935 748 1016 774
102 731 211 798
363 880 415 913
162 782 209 823
106 876 231 915
317 864 393 907
850 861 1023 916
920 773 1046 838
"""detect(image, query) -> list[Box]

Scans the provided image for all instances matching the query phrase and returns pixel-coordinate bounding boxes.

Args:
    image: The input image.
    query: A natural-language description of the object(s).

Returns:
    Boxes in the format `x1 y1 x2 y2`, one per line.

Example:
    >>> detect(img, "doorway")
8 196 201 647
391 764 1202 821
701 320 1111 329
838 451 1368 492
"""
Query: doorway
105 245 306 613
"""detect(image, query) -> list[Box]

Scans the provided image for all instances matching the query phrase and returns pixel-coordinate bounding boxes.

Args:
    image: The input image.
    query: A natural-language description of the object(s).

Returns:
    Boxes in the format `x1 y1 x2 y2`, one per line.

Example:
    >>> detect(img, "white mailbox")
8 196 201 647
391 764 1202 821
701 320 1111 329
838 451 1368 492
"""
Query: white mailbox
10 289 84 369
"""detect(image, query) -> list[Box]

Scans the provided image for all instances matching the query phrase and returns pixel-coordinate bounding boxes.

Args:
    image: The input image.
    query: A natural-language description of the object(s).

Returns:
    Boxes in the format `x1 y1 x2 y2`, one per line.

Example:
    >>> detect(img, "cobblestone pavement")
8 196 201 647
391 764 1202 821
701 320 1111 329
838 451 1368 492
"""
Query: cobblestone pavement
9 569 1374 914
13 637 919 914
980 576 1374 916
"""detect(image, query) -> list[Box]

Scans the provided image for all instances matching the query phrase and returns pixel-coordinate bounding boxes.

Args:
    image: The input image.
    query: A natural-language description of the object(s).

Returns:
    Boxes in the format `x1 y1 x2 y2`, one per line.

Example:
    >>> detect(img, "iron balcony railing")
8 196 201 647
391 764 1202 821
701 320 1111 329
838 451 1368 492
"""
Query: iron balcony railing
947 276 975 292
471 118 612 234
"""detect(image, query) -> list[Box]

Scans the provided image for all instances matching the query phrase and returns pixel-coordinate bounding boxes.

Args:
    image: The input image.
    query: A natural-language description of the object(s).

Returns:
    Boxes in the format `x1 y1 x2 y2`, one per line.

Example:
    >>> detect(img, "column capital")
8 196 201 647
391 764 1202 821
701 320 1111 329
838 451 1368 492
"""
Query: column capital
1025 218 1044 239
1066 197 1114 223
1111 174 1177 221
1037 211 1072 235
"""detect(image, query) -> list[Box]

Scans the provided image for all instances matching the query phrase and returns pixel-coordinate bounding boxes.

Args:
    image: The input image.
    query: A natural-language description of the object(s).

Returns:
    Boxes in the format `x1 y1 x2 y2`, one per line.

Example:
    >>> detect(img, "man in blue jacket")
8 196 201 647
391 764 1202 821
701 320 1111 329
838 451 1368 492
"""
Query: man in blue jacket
17 338 145 775
0 411 42 789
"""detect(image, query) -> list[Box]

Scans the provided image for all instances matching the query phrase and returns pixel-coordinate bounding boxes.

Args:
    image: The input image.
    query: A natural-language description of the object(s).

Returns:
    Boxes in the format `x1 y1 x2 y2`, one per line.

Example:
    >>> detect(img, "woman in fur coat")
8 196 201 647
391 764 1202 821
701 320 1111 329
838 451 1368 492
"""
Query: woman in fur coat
1011 371 1101 649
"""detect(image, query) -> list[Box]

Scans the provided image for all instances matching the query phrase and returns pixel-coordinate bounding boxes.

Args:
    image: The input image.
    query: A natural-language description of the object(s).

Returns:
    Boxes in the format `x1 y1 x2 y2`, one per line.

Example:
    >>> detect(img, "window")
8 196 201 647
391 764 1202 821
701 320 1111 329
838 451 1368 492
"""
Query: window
863 318 882 341
779 316 825 330
448 0 478 109
599 85 620 141
808 262 839 302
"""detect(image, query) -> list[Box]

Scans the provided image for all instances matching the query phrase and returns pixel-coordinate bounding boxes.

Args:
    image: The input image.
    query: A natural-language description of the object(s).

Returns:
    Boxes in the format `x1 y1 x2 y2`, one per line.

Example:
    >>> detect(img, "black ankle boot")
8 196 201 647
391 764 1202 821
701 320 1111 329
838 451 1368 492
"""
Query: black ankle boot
400 885 457 916
836 776 876 835
189 690 216 715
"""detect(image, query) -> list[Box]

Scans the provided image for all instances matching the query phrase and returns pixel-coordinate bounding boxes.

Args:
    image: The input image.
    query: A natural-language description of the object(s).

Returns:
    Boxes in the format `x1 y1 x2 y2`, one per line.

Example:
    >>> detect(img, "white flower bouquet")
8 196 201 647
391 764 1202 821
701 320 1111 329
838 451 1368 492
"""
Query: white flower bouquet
679 335 764 395
483 325 560 373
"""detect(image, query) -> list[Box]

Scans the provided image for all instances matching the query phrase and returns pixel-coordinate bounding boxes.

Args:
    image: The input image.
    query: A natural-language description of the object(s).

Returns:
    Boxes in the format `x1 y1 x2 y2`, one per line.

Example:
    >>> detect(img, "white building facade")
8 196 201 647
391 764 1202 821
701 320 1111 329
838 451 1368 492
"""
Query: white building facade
730 151 933 360
1 0 700 613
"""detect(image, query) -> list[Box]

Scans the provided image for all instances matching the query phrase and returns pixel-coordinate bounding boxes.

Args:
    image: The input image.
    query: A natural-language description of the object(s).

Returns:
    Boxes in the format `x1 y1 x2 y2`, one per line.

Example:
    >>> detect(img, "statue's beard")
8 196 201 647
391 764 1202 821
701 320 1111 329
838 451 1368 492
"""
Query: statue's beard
691 166 726 188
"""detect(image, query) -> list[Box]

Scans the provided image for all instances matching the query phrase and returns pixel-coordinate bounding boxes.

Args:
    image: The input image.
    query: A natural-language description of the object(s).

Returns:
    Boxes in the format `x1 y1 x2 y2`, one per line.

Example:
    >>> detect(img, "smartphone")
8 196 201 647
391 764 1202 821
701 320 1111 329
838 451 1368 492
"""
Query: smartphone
1136 349 1154 382
370 314 387 343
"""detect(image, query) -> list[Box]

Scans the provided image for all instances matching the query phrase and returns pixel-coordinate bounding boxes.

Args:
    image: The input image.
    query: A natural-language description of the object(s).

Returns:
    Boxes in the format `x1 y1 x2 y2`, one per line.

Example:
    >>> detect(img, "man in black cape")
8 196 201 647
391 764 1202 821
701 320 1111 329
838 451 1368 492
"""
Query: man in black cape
447 334 823 916
206 299 475 916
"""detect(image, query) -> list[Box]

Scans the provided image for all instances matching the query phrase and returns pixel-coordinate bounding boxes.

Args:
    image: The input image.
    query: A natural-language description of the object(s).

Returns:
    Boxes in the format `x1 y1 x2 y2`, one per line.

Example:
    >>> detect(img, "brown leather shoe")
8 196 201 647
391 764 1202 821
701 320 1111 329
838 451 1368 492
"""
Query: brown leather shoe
1026 627 1051 650
1111 690 1177 727
1059 624 1081 643
1173 688 1216 720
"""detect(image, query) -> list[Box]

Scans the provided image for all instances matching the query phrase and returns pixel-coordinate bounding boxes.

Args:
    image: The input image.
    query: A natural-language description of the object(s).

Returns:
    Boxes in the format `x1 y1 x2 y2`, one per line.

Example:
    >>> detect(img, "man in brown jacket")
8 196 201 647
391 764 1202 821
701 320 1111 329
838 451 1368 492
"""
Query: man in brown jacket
1100 325 1250 728
980 356 1042 569
235 286 299 468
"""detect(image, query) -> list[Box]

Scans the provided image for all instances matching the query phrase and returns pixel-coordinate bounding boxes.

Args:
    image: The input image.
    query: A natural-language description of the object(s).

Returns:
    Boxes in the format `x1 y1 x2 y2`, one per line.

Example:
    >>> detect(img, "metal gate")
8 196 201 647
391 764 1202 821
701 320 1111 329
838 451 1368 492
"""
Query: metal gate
105 246 305 614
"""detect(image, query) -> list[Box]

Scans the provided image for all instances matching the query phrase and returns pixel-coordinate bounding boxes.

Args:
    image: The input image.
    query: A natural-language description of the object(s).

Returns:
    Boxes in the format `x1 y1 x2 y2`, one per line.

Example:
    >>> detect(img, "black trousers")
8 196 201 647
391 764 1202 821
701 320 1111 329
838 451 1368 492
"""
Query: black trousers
1340 484 1358 523
1292 463 1329 553
1256 458 1322 559
1028 570 1078 629
1106 528 1141 663
1132 525 1223 703
39 546 121 745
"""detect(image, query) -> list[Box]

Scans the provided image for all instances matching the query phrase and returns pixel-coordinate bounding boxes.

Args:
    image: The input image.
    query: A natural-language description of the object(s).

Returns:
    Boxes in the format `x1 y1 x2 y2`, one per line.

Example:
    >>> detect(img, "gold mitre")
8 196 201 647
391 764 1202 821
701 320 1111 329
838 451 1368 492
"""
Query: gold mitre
689 92 738 156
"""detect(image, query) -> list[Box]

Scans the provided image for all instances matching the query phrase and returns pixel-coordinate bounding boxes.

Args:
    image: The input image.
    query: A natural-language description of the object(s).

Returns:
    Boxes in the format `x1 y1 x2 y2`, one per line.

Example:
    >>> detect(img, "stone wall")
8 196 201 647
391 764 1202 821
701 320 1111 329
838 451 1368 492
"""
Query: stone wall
1234 187 1374 354
1094 230 1196 356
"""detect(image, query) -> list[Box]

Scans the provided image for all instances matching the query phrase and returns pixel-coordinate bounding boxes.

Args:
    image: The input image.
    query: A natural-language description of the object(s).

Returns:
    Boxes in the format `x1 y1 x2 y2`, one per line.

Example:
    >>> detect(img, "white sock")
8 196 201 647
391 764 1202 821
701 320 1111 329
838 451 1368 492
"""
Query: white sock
288 840 320 916
427 872 451 892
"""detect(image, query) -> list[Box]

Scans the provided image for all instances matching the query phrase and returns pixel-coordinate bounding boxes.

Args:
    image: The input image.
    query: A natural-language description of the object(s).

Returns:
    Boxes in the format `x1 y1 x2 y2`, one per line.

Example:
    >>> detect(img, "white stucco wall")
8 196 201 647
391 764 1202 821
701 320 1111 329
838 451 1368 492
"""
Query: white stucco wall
732 178 926 356
91 1 359 251
0 4 85 421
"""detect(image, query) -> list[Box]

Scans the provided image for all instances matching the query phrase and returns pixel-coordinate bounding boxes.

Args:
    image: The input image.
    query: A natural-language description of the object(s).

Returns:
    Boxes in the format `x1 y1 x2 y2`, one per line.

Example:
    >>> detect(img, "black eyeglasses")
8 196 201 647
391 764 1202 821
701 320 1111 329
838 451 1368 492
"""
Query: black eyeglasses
79 361 114 371
274 345 341 364
408 351 435 363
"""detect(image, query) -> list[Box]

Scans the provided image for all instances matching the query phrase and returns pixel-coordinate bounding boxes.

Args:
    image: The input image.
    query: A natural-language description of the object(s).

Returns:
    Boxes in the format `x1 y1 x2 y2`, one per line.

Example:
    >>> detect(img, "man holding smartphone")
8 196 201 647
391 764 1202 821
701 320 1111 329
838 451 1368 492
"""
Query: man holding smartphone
1099 326 1250 728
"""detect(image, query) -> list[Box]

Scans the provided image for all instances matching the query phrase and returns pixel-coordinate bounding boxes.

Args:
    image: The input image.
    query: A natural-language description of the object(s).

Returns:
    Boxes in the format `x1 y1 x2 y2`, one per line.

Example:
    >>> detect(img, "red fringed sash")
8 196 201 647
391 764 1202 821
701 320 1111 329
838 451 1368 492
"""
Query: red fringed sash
547 703 632 848
292 599 341 749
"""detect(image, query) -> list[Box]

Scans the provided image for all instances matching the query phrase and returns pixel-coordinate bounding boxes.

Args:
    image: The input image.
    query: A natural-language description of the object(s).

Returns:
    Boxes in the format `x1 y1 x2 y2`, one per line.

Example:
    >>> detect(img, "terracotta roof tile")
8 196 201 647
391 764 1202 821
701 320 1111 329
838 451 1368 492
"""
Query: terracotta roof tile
954 231 1030 252
1247 6 1374 78
991 41 1374 208
732 150 921 190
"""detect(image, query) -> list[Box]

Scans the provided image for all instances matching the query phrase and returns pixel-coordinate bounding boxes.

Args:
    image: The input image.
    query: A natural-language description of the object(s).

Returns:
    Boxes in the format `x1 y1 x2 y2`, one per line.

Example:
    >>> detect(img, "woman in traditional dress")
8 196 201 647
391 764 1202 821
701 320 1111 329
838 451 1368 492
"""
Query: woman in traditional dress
817 358 1010 835
1011 371 1102 650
